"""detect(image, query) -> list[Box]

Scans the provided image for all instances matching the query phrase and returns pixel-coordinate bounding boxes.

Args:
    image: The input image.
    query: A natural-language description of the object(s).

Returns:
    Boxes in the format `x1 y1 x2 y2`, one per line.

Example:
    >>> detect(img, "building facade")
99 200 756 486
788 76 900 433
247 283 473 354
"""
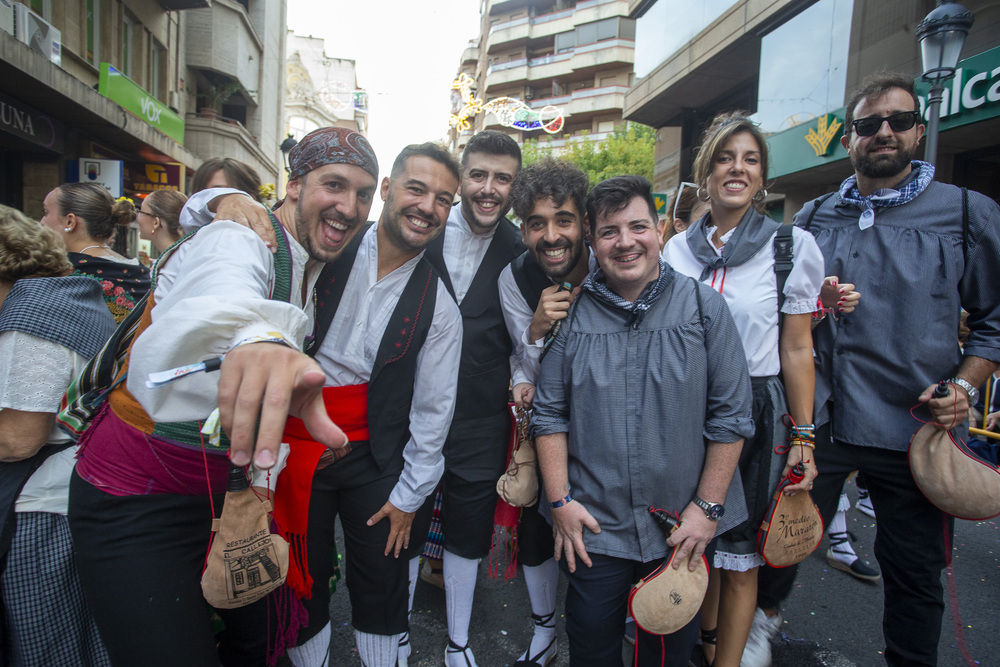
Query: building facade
623 0 1000 218
456 0 636 150
0 0 286 233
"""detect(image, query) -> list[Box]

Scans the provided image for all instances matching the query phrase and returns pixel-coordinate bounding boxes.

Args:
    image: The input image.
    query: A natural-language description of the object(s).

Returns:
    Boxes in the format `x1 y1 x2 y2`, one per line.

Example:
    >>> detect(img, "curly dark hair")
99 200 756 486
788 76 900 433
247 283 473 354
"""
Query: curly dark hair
510 158 589 222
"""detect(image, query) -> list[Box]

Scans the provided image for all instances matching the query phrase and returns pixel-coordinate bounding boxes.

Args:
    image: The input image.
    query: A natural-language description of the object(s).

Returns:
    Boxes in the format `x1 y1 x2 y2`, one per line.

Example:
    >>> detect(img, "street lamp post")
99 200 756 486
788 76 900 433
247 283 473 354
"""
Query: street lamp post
916 1 974 168
279 134 298 174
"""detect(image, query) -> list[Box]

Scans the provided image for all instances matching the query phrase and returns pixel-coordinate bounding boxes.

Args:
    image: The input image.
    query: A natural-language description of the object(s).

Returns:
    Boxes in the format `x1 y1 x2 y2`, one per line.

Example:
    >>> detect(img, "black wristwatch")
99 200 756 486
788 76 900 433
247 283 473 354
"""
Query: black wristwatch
693 496 725 521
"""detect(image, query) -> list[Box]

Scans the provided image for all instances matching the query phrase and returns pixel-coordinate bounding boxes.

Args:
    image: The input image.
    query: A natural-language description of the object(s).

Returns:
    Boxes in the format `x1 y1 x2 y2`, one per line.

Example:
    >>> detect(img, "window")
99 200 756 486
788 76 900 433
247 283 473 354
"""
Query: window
555 31 574 53
149 40 166 101
122 13 138 78
573 18 635 48
634 0 737 78
85 0 99 66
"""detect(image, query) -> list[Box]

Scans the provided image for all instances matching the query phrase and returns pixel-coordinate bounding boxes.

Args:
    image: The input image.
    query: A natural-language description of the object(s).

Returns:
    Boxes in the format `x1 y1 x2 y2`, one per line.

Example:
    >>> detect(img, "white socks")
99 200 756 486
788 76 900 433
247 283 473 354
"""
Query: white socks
443 549 479 648
521 558 558 657
827 492 858 564
286 622 331 667
355 630 403 667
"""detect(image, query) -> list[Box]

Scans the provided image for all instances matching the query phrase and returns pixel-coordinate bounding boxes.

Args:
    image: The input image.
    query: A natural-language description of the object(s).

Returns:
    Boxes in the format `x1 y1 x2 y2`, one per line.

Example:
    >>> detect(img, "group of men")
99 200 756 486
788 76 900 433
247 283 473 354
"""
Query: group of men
127 69 999 667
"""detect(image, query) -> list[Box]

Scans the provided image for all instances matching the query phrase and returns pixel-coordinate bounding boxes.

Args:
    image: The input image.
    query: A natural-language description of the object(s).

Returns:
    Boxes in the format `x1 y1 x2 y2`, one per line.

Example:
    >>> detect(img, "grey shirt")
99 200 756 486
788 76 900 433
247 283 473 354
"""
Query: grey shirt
532 267 755 563
798 180 1000 451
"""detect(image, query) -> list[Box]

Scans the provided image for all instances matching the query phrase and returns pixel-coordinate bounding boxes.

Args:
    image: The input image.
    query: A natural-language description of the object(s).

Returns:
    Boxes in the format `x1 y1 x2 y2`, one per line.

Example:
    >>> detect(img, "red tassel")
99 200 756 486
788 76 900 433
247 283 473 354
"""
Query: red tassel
488 498 521 580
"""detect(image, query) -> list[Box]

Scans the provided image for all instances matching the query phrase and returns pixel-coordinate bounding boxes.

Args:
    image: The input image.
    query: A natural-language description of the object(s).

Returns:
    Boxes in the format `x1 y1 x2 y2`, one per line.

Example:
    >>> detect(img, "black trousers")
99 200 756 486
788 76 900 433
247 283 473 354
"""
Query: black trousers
297 443 432 643
67 471 271 667
518 501 556 568
757 424 953 666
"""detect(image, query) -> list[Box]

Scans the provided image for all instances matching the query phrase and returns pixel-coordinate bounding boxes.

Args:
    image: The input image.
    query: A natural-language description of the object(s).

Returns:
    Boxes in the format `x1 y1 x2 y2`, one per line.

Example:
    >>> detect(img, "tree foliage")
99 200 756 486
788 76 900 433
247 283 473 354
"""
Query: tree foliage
520 122 656 187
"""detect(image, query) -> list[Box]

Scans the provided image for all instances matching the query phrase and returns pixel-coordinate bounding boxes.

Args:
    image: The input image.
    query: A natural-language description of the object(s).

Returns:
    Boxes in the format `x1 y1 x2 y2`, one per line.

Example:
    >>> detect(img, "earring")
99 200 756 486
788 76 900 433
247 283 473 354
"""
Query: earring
64 227 71 232
753 188 768 203
696 186 711 203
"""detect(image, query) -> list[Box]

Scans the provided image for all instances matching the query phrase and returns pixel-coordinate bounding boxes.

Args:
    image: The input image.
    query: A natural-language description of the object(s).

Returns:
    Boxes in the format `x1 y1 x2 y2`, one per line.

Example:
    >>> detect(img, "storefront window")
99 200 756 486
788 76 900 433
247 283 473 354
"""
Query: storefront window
754 0 854 132
634 0 736 79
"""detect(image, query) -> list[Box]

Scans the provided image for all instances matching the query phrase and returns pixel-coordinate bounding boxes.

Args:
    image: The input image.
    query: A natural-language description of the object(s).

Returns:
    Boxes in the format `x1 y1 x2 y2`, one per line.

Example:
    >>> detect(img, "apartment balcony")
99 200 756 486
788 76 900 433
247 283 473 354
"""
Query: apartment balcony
485 39 633 88
530 84 629 116
185 113 279 183
487 0 629 52
185 0 264 99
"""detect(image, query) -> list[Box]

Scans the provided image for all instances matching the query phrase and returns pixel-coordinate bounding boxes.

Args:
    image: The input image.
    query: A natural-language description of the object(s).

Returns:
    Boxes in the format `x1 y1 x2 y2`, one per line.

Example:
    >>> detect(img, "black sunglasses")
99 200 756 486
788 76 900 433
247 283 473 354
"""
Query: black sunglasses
851 111 921 137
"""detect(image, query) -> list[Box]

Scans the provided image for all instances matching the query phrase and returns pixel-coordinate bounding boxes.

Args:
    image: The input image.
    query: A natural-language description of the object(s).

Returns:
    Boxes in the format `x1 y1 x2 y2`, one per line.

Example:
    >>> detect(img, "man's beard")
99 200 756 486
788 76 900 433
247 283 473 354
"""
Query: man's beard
536 239 583 281
853 140 916 180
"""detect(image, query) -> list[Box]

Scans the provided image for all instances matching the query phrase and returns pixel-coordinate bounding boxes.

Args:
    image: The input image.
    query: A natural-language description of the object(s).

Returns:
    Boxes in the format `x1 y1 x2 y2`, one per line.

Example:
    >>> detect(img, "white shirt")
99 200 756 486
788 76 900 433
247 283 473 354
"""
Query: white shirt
130 195 317 423
442 205 496 304
0 332 89 514
498 253 597 387
662 225 824 377
314 225 463 511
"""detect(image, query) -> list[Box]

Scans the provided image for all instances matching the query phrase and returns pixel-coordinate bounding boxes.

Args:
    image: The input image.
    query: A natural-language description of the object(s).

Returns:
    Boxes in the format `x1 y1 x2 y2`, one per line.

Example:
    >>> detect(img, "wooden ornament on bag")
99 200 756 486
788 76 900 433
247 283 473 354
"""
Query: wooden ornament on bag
202 467 289 609
496 407 539 507
756 463 824 568
628 508 709 636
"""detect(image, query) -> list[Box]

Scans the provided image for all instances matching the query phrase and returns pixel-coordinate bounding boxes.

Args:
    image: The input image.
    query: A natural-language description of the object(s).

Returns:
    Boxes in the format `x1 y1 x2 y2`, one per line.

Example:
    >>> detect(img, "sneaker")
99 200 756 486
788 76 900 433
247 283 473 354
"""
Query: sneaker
420 557 444 590
445 639 478 667
741 608 780 667
397 632 410 667
856 489 876 519
826 547 881 582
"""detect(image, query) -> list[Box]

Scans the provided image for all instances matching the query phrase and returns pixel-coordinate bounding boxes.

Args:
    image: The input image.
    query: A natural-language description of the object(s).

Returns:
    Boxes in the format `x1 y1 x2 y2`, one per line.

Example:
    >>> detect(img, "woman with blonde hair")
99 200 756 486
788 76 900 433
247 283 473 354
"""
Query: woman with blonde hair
137 190 188 253
40 182 151 322
662 112 823 667
0 205 115 666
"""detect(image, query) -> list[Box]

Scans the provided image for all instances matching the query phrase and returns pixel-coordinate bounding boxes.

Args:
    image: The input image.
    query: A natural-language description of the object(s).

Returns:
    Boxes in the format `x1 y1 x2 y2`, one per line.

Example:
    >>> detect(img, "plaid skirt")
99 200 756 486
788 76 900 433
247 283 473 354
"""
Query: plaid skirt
1 512 110 667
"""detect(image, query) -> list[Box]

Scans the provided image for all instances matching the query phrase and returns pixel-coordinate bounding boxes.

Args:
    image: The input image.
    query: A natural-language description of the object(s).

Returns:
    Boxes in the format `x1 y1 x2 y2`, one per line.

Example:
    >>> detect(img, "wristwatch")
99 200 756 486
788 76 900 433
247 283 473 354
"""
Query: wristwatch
945 377 979 404
692 496 725 521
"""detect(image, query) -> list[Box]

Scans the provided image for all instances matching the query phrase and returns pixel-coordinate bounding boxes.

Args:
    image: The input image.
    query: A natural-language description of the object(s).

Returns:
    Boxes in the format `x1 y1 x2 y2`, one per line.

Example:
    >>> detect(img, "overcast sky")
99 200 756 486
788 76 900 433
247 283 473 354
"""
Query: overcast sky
287 0 482 219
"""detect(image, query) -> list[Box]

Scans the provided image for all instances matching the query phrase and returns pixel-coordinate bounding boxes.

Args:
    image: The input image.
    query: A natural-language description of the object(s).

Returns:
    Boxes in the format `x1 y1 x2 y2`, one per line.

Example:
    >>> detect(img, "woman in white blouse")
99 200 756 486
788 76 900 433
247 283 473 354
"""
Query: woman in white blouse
0 205 115 665
661 112 823 667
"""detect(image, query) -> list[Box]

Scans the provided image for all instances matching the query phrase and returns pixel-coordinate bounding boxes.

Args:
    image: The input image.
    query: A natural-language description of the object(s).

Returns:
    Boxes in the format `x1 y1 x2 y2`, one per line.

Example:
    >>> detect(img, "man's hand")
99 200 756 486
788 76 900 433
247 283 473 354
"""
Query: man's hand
820 276 861 313
218 343 345 469
667 504 718 571
551 500 600 573
367 501 414 558
527 285 580 342
918 382 971 430
986 411 1000 432
513 382 536 410
214 194 277 252
779 445 818 496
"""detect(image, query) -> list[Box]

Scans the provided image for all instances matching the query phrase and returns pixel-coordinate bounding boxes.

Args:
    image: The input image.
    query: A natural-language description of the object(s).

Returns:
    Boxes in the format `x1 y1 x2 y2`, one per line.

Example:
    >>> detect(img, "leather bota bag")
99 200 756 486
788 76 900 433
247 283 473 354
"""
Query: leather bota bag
496 407 539 507
628 508 709 635
909 423 1000 520
202 467 289 609
756 464 824 568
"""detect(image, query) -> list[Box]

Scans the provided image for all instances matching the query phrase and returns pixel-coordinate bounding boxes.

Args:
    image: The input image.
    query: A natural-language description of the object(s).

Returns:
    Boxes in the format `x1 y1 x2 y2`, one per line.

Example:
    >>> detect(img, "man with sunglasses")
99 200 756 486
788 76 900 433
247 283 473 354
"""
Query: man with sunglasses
749 73 1000 667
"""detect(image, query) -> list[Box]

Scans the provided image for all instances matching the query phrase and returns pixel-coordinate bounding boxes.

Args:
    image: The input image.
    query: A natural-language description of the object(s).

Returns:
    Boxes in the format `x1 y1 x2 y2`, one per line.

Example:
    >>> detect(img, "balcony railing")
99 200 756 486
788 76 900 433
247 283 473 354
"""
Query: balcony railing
489 0 623 35
486 39 633 76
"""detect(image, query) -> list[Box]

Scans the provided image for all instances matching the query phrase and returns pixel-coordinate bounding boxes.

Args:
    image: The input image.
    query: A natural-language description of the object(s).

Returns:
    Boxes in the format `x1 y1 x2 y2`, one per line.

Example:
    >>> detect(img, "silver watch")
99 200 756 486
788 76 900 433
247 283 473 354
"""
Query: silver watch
945 377 979 404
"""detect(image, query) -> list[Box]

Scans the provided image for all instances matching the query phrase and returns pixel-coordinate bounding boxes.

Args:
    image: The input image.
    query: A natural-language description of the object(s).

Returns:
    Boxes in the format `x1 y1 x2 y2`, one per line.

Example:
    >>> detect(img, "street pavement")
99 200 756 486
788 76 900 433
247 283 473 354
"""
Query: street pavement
324 479 1000 666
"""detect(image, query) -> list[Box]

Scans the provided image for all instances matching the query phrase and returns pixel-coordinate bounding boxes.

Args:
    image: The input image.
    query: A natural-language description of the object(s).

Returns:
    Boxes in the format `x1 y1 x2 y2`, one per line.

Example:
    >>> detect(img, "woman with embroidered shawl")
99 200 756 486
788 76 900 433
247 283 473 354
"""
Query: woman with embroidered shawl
0 205 116 665
40 182 151 323
661 112 824 667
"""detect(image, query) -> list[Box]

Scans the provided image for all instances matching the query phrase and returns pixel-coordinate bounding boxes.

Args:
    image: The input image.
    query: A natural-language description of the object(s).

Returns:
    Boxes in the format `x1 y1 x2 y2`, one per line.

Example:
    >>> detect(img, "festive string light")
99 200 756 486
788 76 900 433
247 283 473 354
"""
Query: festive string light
449 73 564 134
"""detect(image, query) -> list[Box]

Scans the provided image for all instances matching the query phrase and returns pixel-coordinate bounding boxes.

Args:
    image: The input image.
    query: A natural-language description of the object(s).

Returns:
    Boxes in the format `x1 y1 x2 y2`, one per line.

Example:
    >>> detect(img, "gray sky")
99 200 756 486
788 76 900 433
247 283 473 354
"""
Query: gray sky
287 0 482 219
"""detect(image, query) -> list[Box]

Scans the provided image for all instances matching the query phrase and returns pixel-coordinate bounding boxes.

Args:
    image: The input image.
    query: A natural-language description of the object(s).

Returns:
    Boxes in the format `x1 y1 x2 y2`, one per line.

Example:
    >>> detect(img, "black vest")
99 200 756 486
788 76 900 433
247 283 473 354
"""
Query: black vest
509 249 552 313
308 224 441 472
425 215 525 423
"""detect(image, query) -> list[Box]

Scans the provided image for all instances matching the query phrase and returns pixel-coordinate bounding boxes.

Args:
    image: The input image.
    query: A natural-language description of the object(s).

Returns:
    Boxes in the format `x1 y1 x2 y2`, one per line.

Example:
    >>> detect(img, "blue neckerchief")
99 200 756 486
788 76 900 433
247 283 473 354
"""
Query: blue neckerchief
583 258 671 330
838 160 934 229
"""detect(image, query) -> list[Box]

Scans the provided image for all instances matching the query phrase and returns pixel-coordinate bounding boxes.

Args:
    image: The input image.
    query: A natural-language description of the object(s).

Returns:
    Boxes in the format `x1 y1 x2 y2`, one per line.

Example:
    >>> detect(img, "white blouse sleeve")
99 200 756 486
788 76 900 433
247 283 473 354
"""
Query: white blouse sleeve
0 332 76 413
782 227 825 315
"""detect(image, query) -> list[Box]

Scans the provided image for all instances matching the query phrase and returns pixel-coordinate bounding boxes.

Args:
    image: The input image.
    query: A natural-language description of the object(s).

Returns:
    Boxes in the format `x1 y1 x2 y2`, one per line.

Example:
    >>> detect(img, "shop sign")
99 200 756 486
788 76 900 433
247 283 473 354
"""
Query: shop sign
768 109 849 179
124 161 182 195
0 90 64 152
98 63 184 145
915 45 1000 131
78 158 123 198
653 192 668 216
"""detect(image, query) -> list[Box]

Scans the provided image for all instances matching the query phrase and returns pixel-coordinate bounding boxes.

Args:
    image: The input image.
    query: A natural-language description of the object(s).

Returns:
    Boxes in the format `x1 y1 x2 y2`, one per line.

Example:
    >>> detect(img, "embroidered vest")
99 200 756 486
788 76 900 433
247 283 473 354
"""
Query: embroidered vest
107 215 293 453
308 225 441 472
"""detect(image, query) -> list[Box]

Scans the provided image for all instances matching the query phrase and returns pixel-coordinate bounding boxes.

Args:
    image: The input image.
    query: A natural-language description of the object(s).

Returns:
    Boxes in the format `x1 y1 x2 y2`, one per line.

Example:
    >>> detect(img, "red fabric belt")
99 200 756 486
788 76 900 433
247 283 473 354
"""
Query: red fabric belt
273 383 369 599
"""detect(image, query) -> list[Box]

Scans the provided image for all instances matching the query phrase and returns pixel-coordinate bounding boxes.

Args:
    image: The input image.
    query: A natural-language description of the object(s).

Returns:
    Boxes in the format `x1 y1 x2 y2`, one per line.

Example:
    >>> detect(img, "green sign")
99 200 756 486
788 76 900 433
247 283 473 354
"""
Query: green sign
98 63 184 145
653 192 669 216
768 44 1000 179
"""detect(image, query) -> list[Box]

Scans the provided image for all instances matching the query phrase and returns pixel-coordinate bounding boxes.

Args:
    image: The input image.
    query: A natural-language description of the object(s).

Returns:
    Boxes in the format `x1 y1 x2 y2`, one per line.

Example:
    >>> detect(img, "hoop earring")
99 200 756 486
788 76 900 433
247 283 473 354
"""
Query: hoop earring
753 188 768 203
696 186 711 203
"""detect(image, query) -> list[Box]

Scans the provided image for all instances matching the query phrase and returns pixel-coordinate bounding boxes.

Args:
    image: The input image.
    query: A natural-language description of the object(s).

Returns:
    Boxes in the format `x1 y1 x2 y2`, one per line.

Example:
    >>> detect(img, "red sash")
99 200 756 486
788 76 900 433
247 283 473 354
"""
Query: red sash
272 384 368 598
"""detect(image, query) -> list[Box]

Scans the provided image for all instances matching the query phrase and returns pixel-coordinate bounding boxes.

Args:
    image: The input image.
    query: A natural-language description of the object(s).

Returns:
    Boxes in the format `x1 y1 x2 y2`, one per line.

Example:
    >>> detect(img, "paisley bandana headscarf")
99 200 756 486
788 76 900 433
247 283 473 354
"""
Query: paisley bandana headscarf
287 127 379 183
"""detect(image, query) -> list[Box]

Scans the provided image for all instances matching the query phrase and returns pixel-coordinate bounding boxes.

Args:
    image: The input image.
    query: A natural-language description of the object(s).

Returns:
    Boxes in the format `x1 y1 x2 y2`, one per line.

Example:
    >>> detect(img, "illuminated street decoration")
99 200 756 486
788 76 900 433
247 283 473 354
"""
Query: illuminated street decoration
449 73 564 134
